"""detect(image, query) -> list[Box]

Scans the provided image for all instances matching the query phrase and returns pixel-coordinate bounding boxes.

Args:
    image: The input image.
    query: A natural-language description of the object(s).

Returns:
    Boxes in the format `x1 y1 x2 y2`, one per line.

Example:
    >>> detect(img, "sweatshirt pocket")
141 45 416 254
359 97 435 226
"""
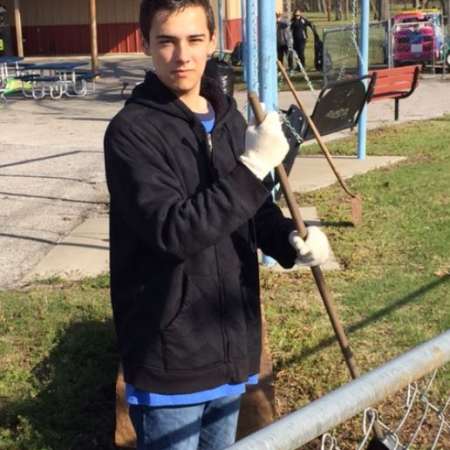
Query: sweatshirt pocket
161 273 225 370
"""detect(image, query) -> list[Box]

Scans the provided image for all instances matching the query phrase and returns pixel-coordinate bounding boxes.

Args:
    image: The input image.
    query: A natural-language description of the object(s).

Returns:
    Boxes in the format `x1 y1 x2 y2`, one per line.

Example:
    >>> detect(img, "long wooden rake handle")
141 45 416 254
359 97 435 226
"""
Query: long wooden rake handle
248 92 359 379
277 61 359 200
249 90 388 448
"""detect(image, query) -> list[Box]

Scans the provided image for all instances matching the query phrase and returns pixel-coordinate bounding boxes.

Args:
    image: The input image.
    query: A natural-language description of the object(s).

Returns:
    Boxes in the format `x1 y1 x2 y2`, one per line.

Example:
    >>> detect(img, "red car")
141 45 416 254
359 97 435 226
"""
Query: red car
392 10 444 66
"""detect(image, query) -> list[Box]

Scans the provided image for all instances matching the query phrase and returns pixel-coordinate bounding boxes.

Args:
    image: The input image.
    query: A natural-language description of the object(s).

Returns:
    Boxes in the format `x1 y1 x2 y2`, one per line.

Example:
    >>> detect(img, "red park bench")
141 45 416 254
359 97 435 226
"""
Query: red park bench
368 65 421 121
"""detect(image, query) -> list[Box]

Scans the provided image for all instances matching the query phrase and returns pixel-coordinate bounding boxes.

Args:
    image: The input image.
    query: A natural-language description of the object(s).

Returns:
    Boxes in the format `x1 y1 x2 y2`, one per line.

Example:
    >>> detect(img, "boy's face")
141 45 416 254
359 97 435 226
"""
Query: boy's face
145 6 216 99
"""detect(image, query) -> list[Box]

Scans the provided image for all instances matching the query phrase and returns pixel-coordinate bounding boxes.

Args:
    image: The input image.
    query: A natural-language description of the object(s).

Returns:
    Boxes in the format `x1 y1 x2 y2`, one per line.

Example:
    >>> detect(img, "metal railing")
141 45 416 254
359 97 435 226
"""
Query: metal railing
228 330 450 450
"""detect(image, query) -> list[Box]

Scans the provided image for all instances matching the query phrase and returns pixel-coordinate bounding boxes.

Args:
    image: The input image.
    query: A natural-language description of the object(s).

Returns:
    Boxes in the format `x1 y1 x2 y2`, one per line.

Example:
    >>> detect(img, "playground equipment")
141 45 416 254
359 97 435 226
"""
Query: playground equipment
250 90 362 381
278 62 366 225
278 4 371 213
236 4 447 450
249 92 413 450
290 0 371 158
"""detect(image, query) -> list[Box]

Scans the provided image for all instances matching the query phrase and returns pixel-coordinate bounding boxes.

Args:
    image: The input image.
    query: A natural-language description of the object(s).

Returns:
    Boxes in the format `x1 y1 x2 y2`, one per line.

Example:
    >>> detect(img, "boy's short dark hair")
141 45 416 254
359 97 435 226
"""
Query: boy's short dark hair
140 0 216 43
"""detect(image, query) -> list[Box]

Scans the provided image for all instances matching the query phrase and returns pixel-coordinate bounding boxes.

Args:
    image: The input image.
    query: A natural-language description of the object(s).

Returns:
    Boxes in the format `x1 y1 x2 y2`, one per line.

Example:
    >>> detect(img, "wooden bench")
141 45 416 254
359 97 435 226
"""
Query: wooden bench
368 65 421 121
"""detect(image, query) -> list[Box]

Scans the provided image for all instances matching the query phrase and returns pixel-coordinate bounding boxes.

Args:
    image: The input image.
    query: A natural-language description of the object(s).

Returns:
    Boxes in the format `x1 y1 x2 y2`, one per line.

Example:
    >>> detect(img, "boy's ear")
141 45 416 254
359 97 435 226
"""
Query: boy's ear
141 32 151 56
208 32 217 57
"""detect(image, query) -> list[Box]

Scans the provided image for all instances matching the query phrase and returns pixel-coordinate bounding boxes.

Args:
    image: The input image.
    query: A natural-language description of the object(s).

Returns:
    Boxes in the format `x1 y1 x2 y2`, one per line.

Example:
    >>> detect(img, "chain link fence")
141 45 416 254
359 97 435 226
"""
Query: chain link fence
322 21 391 84
321 368 450 450
228 331 450 450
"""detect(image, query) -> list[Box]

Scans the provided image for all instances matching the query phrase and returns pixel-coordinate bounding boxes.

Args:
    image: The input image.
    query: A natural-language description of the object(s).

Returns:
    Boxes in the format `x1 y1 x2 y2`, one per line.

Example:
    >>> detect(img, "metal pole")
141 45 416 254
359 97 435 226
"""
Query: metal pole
357 0 370 160
228 330 450 450
246 0 259 115
258 0 278 267
89 0 99 73
218 0 224 56
387 15 393 68
241 0 247 83
258 0 277 111
13 0 24 57
448 0 450 35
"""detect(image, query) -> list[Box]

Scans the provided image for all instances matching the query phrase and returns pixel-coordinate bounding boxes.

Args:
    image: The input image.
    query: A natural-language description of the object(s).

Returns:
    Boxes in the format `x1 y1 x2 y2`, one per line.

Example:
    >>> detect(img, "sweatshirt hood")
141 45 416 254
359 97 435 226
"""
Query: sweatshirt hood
126 70 236 130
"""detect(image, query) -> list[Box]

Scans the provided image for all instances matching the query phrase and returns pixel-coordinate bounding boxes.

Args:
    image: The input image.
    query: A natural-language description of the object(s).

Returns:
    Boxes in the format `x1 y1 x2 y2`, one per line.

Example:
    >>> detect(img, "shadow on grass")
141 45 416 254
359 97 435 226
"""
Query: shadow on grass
276 275 450 370
0 320 119 450
317 220 354 228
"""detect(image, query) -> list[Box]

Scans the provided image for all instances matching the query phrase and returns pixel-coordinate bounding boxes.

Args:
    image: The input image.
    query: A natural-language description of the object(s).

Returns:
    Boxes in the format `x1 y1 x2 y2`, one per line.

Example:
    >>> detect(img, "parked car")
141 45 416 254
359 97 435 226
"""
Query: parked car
392 9 445 66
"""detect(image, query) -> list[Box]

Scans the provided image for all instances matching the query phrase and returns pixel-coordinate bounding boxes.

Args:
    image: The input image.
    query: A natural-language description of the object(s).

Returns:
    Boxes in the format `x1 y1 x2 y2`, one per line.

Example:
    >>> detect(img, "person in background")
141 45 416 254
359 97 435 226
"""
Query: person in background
290 8 314 69
276 12 293 69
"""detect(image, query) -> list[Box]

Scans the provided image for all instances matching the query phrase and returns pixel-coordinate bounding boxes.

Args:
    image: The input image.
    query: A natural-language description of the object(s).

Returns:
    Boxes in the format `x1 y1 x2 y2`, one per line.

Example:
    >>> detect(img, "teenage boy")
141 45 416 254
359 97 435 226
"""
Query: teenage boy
104 1 330 449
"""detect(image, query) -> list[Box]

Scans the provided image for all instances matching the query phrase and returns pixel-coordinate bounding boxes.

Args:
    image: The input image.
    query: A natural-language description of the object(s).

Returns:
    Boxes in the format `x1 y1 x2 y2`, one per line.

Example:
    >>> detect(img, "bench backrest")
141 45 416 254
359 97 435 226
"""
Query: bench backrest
369 65 420 101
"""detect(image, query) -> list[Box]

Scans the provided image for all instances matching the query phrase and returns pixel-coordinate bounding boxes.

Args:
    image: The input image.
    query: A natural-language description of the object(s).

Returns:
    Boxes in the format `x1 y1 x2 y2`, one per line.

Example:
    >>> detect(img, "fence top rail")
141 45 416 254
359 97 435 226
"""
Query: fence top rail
323 20 388 34
228 330 450 450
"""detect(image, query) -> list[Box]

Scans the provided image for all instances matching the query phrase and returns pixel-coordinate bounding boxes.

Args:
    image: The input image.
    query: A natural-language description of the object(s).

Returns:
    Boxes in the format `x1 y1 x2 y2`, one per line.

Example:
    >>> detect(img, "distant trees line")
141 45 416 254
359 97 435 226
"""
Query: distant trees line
287 0 390 21
287 0 447 21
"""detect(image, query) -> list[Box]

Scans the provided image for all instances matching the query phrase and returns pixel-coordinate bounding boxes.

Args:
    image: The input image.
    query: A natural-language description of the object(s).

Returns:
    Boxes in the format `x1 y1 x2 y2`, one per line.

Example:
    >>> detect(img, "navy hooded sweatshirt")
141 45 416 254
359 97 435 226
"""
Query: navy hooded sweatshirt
104 71 297 394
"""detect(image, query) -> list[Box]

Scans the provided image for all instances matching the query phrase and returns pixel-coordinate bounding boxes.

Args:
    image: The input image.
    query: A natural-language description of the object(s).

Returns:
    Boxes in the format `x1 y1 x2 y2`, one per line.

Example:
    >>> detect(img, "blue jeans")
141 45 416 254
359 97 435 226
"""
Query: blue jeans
129 395 241 450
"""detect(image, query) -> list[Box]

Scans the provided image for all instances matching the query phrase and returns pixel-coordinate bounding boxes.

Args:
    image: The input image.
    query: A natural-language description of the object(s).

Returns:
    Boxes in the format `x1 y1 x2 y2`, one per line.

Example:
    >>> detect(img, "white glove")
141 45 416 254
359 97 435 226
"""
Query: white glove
289 226 331 267
240 111 289 180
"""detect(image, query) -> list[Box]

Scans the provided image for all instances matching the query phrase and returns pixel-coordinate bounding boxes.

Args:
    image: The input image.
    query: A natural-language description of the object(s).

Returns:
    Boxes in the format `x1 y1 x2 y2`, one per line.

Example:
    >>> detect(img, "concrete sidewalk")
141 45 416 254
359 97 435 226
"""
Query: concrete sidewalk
25 205 340 282
289 155 405 192
24 154 406 282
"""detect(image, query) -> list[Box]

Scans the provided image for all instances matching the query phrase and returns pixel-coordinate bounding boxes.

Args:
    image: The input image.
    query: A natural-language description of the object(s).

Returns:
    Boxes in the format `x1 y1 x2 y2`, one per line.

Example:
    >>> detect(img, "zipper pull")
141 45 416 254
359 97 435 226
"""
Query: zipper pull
206 133 213 155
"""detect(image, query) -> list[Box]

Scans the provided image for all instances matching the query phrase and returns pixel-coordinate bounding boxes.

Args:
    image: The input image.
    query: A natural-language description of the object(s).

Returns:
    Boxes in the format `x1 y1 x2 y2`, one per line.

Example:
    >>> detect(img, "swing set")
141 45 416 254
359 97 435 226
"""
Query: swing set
222 4 428 450
278 0 420 192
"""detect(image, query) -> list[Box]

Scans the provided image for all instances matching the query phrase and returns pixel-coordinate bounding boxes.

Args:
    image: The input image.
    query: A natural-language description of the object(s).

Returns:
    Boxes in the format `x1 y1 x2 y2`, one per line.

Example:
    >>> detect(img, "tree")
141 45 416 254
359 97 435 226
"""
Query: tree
343 0 349 20
325 0 331 21
334 0 343 20
283 0 292 16
375 0 390 21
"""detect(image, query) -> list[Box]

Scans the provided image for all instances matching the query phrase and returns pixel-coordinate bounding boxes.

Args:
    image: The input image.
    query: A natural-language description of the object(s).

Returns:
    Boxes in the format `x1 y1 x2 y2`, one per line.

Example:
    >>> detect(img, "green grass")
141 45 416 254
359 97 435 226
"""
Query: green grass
266 116 450 448
0 276 117 450
1 117 450 448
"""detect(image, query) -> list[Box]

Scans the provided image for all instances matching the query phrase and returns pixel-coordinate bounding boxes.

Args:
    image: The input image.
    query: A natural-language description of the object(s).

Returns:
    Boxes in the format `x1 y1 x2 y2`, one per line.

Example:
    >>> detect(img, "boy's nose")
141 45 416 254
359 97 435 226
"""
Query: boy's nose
175 41 191 63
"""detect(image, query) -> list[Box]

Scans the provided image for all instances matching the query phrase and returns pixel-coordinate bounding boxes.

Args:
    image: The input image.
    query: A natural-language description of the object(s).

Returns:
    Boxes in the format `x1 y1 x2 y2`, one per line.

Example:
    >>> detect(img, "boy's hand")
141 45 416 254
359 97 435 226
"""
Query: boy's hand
289 226 331 267
240 111 289 180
